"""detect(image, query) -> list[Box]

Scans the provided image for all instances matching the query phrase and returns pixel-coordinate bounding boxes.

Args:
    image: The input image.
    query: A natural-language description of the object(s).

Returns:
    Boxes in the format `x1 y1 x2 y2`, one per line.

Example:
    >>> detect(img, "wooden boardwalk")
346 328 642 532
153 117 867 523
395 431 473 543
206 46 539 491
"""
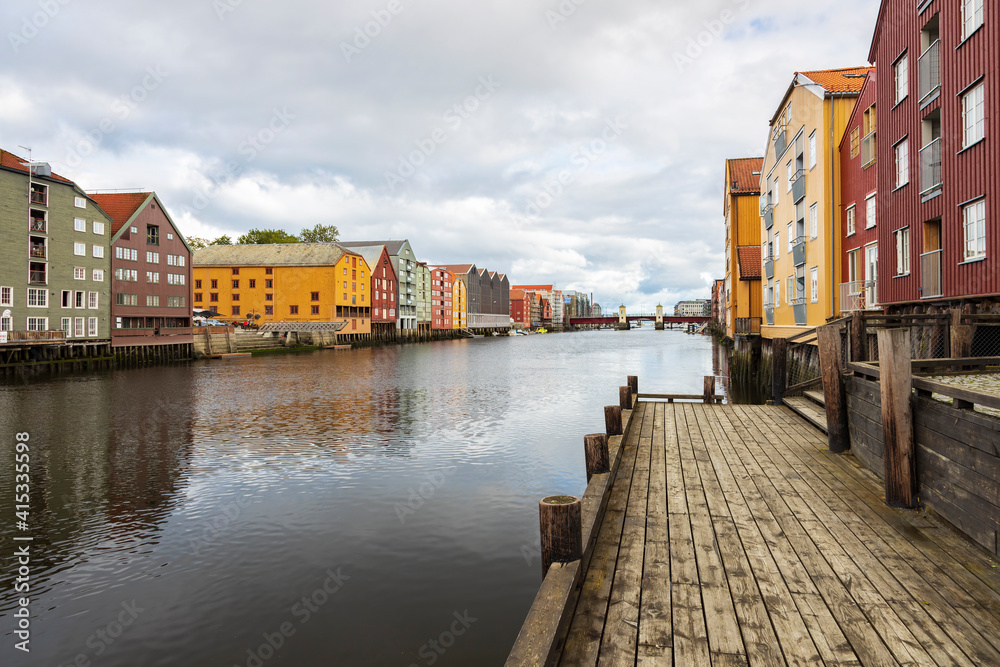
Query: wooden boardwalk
556 401 1000 666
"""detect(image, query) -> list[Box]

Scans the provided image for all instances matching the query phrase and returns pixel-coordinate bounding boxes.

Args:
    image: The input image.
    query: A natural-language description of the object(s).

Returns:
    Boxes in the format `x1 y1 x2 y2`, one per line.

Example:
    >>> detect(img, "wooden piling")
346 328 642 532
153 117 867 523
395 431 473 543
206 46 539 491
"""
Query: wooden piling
627 375 638 397
817 324 849 454
703 376 715 404
850 311 866 362
772 337 788 406
583 433 609 482
877 328 916 509
619 386 632 410
950 308 973 359
604 405 623 437
538 495 582 577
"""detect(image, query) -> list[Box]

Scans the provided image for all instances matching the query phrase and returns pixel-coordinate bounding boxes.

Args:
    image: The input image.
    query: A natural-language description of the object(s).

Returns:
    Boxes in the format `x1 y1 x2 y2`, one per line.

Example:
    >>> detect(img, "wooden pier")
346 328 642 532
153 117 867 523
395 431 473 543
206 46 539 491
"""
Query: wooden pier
508 399 1000 665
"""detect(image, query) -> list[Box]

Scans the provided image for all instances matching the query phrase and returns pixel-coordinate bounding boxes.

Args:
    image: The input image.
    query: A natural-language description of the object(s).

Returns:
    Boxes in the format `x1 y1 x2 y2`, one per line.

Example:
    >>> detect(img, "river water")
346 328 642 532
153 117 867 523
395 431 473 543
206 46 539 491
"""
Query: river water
1 328 720 666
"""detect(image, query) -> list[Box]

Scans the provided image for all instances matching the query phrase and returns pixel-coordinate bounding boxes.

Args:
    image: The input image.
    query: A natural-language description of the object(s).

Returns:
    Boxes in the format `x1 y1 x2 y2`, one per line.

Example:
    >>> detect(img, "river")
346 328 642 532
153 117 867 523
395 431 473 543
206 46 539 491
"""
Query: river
0 328 722 666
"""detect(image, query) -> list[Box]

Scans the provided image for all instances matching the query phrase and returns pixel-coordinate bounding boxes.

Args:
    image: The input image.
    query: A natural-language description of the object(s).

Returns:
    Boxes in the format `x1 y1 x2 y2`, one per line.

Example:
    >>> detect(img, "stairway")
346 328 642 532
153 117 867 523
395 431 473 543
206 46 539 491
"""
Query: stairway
230 331 288 352
783 389 828 434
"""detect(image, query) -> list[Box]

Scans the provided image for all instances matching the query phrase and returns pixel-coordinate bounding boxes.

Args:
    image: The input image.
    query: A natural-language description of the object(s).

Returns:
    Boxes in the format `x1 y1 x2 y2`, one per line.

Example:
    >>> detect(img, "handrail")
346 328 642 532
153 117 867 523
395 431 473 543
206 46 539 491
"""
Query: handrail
847 359 1000 412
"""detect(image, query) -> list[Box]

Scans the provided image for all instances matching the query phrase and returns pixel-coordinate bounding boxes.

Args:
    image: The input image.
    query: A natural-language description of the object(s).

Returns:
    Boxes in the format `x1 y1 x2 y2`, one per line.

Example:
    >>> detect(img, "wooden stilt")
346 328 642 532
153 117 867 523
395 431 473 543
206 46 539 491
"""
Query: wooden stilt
538 495 582 576
877 328 915 508
583 433 610 482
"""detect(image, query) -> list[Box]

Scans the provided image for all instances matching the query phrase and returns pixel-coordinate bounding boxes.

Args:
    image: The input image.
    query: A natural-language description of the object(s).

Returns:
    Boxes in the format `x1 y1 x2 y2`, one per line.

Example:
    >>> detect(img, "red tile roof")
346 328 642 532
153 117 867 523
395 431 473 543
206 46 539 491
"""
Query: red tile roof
737 246 762 280
510 289 526 300
798 67 873 93
726 157 764 195
440 264 475 275
0 149 74 183
512 285 553 292
89 192 152 235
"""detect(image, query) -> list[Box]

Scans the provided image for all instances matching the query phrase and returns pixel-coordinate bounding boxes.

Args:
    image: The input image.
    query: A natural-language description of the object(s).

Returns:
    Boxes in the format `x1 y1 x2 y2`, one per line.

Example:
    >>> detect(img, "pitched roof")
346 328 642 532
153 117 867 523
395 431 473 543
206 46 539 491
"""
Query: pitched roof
88 192 152 235
726 157 764 195
343 244 390 271
797 67 873 93
339 240 409 256
0 149 74 184
193 243 349 267
439 264 476 275
737 246 762 280
510 289 526 300
512 284 553 292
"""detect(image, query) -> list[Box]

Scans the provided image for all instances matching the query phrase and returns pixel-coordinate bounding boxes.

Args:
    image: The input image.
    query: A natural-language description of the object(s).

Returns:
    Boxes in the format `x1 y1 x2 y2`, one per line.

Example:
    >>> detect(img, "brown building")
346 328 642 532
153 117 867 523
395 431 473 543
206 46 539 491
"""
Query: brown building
90 192 193 348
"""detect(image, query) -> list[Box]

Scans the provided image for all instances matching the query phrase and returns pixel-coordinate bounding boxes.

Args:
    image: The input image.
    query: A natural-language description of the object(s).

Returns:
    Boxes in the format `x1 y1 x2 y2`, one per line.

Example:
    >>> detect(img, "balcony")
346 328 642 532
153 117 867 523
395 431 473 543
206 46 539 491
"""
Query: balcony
792 236 807 266
764 305 774 326
861 132 876 167
773 126 788 156
764 257 774 280
29 244 46 259
30 218 46 233
920 249 943 298
762 205 773 229
792 170 806 203
839 280 879 313
30 190 47 205
792 299 808 326
918 39 941 104
0 330 66 345
29 270 46 284
734 317 761 336
920 138 942 197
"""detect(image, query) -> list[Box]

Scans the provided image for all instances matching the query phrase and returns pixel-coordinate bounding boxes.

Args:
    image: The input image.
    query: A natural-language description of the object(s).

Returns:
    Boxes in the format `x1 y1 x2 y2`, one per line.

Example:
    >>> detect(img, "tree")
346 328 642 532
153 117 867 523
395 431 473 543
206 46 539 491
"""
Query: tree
299 223 340 243
186 236 210 250
236 229 298 244
210 235 233 245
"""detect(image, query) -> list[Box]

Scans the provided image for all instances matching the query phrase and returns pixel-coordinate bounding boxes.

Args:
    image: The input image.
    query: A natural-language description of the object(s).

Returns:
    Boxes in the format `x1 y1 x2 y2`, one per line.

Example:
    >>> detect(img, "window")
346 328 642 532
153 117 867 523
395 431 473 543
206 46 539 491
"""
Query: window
74 197 86 208
88 317 98 337
61 317 71 337
265 293 273 301
195 279 202 289
265 279 273 288
116 293 138 306
167 232 174 240
963 198 986 260
232 280 239 289
773 175 780 206
311 305 320 315
27 317 48 331
850 128 860 158
810 267 819 303
808 131 817 169
265 305 273 315
195 293 203 302
74 242 86 256
809 203 818 239
961 0 984 40
231 306 240 316
93 221 104 235
311 291 319 301
786 222 794 252
896 228 911 275
147 272 160 283
130 226 137 234
115 247 138 261
167 296 185 307
232 268 240 275
786 161 793 192
895 139 909 188
62 290 72 308
210 293 219 302
147 225 159 245
775 280 780 307
74 318 84 337
74 218 86 232
74 267 86 280
249 279 256 289
265 267 273 275
147 295 160 307
147 251 159 263
962 82 985 148
0 286 11 307
88 292 98 309
895 53 908 104
289 305 299 315
27 288 47 307
211 279 218 289
232 293 240 302
865 194 876 229
92 245 104 258
93 269 104 282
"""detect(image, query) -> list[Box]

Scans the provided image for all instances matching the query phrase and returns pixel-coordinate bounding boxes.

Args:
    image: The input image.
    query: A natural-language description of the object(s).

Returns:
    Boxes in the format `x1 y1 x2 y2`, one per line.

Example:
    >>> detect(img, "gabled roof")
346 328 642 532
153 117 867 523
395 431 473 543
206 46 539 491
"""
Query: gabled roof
89 192 152 235
798 67 872 93
839 70 877 151
737 246 762 280
868 0 889 64
439 264 476 276
339 240 409 257
726 157 765 195
339 243 390 272
0 149 74 184
512 284 553 292
510 289 526 300
193 243 350 267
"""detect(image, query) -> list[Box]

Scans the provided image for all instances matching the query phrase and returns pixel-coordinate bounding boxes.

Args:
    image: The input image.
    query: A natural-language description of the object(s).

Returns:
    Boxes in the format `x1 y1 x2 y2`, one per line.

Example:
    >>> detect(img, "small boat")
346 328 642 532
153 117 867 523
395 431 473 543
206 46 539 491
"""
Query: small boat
536 327 548 334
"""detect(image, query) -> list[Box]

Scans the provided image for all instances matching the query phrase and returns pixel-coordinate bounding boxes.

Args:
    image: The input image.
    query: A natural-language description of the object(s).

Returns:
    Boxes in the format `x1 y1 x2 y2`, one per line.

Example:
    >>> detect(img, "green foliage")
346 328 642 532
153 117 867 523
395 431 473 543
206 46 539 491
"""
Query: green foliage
299 223 340 243
210 235 233 245
186 236 209 250
236 229 299 245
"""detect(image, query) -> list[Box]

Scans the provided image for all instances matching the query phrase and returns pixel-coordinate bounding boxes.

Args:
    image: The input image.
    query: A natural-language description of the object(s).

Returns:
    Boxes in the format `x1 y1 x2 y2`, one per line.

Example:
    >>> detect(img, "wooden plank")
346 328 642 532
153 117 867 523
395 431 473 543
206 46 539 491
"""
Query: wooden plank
670 583 711 667
878 328 916 508
912 376 1000 411
818 324 850 452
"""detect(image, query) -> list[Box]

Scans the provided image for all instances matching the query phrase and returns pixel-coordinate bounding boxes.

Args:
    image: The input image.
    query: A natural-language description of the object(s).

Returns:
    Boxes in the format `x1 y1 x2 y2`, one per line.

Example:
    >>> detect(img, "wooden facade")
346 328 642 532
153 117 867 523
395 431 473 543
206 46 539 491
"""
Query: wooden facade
428 266 454 330
723 157 764 337
870 0 1000 307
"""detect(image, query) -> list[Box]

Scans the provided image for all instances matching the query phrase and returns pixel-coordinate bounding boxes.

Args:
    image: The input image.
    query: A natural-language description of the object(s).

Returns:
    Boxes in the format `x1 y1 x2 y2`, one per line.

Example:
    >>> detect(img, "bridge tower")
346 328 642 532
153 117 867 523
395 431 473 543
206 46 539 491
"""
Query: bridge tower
655 304 664 330
617 305 629 330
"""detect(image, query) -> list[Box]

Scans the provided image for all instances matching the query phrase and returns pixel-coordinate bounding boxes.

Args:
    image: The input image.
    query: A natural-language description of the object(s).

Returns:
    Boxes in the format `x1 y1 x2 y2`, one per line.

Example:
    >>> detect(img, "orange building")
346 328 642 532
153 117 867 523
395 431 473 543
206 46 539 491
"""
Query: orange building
191 244 372 340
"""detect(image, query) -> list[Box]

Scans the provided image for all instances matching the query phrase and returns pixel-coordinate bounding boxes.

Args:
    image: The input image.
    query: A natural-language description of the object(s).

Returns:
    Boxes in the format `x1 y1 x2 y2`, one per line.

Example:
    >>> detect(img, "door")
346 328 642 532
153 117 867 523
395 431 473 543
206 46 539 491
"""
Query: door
865 243 878 307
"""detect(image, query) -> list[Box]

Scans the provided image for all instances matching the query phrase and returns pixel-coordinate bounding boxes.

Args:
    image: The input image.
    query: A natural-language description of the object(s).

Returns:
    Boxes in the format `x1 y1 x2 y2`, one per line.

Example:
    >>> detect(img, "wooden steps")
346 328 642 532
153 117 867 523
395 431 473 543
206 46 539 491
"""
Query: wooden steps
783 395 828 434
208 352 252 359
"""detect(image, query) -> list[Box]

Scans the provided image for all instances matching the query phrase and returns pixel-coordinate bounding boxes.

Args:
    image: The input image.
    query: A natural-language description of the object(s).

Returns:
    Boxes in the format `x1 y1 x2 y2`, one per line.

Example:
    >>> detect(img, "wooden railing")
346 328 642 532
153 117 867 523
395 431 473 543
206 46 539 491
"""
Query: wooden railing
0 330 66 344
847 359 1000 413
113 327 195 338
734 317 761 335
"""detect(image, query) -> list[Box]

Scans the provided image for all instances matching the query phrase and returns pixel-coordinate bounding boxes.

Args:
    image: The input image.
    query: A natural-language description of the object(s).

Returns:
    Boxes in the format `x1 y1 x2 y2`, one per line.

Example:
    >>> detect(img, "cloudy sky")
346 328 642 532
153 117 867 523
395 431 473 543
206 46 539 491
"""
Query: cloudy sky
2 0 879 310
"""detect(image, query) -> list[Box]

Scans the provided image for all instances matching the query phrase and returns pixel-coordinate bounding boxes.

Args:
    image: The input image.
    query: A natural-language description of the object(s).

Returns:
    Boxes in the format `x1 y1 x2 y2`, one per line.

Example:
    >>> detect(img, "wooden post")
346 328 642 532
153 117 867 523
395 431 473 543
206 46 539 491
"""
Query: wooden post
538 495 582 576
627 375 638 397
604 405 622 437
583 433 610 482
772 338 788 406
877 328 916 508
703 376 715 404
619 386 632 410
850 311 866 362
817 324 849 454
950 308 973 359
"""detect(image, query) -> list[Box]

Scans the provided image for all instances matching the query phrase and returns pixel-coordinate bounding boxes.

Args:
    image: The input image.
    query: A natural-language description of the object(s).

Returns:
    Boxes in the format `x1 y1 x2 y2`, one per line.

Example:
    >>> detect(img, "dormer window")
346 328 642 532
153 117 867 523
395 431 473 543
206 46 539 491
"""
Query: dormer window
147 225 159 245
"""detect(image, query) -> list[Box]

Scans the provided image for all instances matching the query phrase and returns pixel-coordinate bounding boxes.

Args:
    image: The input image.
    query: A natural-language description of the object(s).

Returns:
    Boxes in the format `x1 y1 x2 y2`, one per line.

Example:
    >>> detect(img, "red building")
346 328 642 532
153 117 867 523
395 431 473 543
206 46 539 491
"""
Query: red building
428 266 453 330
89 192 193 348
839 71 880 314
870 0 998 309
509 289 529 328
344 244 398 341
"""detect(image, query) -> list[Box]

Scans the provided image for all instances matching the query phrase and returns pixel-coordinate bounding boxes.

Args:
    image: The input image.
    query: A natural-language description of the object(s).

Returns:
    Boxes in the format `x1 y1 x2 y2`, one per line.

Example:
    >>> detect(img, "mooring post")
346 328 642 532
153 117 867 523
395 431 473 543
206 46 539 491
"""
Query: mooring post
950 308 972 360
583 433 610 482
817 324 849 454
619 386 632 410
772 337 788 405
627 375 638 397
851 311 866 362
703 376 715 404
604 405 623 437
538 495 582 577
877 328 916 508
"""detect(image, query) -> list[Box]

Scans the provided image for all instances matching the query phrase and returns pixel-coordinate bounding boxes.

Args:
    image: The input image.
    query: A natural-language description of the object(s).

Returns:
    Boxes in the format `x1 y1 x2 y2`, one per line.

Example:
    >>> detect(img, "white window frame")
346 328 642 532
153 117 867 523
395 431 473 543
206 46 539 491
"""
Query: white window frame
0 315 12 332
775 280 781 307
961 0 984 41
787 222 794 253
808 131 817 170
846 205 856 236
74 242 86 256
88 317 98 337
865 193 877 229
963 198 986 261
74 267 86 280
74 197 86 209
894 52 909 105
786 161 793 192
962 81 985 148
895 227 911 276
93 221 105 235
74 317 85 337
74 218 86 232
895 138 909 188
809 203 818 239
147 251 159 264
0 286 12 307
27 288 47 308
61 317 71 337
92 244 104 258
810 266 819 303
93 269 104 282
75 291 85 309
61 290 72 308
88 292 99 309
27 317 48 332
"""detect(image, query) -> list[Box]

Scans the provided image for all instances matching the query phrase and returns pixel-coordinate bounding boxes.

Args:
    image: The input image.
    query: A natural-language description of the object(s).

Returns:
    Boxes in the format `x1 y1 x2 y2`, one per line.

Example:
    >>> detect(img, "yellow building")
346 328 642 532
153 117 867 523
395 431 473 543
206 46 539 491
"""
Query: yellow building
191 243 372 340
452 277 467 329
723 157 765 337
759 67 871 338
